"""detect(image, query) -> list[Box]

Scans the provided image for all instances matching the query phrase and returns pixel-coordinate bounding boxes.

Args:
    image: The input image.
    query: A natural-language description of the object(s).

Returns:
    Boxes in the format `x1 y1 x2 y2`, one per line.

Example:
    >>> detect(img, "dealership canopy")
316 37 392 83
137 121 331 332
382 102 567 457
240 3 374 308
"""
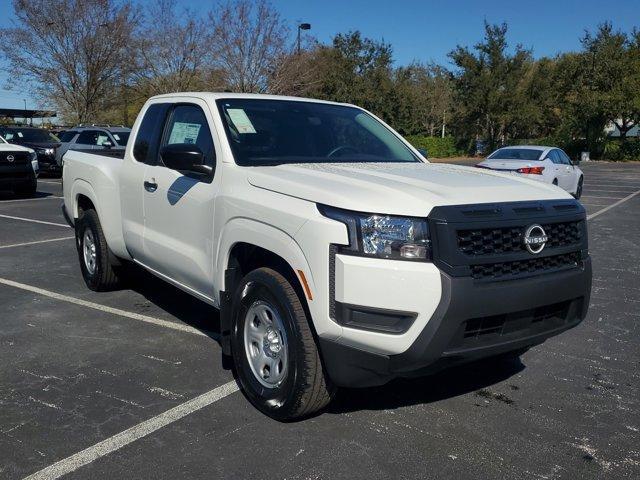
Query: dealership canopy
0 108 57 120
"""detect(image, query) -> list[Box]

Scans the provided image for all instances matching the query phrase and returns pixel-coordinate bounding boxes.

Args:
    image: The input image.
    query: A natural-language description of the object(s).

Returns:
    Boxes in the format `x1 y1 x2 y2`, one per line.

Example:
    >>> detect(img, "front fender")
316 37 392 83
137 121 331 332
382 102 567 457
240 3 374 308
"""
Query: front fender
216 218 314 299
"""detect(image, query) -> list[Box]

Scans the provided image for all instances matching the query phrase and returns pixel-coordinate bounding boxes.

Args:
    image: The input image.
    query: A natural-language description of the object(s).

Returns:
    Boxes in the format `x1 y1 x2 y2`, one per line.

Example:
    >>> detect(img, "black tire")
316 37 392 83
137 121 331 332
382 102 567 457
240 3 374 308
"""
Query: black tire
14 179 37 198
552 178 558 186
574 176 583 199
230 267 334 421
75 209 121 291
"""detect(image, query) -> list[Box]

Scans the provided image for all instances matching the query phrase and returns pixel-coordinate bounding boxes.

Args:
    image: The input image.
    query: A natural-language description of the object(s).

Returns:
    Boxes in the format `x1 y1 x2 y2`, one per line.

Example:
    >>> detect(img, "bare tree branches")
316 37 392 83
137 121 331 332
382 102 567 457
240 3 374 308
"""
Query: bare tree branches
207 0 289 93
1 0 138 123
132 0 211 97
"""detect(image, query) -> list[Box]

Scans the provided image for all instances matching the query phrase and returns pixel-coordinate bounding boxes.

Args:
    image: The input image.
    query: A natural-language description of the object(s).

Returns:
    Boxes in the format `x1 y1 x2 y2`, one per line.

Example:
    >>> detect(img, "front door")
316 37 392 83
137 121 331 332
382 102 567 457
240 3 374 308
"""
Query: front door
141 101 220 300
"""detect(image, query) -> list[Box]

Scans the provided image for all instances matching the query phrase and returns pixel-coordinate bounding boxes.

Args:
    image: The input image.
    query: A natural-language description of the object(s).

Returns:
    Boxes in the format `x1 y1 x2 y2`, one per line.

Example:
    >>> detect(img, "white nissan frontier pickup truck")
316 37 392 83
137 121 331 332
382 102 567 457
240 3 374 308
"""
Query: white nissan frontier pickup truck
62 93 592 420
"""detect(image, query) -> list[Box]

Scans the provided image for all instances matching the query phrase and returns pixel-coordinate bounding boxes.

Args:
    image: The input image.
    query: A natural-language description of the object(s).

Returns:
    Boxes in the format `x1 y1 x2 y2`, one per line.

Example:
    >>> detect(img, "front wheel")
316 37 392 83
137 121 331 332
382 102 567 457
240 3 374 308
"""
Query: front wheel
230 268 334 421
75 209 121 291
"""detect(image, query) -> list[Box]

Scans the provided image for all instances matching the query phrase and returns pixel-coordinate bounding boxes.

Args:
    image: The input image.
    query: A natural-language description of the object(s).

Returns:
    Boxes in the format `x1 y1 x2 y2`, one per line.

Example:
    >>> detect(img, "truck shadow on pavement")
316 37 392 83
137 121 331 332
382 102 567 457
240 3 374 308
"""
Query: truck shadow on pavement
121 265 222 341
118 264 525 412
328 357 525 414
0 190 57 201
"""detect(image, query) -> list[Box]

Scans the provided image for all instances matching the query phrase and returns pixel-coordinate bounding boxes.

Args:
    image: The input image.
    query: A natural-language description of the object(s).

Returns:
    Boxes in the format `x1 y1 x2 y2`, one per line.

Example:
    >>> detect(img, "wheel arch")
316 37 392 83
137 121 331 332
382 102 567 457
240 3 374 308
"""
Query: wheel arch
216 219 315 356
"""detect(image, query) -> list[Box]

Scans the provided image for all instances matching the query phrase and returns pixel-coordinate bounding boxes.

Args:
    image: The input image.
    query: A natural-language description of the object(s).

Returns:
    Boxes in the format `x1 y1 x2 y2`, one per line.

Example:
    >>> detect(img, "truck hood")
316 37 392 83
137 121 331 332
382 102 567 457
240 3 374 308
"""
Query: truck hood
0 143 34 153
247 162 572 216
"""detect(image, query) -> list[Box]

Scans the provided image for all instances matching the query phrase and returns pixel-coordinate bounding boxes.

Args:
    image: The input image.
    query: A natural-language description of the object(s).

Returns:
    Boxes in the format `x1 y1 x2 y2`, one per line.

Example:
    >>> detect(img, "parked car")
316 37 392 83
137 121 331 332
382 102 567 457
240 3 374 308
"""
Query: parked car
56 125 131 166
0 134 38 196
0 126 61 177
62 93 592 421
476 146 584 199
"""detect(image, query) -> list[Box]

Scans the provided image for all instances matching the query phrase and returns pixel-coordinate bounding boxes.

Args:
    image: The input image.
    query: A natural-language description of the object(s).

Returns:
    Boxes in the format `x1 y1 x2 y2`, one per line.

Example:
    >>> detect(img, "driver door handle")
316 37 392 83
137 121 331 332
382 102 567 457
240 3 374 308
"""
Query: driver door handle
144 180 158 193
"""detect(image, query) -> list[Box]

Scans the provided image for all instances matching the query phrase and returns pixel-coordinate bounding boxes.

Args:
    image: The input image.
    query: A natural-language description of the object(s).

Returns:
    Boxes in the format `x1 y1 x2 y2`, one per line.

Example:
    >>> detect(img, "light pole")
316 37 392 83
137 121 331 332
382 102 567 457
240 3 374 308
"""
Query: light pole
23 99 28 125
297 23 311 54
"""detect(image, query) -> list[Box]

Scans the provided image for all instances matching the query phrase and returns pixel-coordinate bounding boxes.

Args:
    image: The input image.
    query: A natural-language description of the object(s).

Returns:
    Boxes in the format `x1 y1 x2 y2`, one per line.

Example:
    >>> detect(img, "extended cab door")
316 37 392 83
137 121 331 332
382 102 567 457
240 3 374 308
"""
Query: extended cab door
121 102 171 259
139 101 220 301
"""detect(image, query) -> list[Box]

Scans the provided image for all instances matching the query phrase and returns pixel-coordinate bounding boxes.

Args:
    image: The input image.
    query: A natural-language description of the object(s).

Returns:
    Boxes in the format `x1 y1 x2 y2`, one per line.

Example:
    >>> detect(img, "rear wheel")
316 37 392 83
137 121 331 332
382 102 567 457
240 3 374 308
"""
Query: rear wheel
552 178 559 186
574 176 583 199
230 268 334 421
75 209 121 291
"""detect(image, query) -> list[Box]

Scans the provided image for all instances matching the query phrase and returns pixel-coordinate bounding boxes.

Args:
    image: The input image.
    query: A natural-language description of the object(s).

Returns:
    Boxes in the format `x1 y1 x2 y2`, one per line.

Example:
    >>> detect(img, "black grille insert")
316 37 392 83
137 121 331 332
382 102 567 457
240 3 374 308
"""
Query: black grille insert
471 252 581 280
458 221 582 256
0 151 30 165
448 299 574 351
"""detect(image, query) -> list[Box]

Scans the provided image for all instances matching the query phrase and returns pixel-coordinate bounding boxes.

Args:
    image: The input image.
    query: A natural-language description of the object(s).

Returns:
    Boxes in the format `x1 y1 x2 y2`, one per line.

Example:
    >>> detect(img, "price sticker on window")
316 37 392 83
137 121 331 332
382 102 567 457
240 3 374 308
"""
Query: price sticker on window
228 109 257 134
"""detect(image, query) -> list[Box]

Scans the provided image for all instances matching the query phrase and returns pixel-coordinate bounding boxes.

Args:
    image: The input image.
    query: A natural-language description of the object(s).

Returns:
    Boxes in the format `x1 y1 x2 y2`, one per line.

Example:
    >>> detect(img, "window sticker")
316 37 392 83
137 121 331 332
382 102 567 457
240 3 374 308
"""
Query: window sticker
17 132 23 138
228 109 257 134
168 122 202 144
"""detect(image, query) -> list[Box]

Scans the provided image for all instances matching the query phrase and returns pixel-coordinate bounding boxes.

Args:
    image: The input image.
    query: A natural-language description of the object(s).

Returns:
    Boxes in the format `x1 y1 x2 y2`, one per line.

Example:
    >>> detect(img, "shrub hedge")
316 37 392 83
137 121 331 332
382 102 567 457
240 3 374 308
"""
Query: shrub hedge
404 136 463 158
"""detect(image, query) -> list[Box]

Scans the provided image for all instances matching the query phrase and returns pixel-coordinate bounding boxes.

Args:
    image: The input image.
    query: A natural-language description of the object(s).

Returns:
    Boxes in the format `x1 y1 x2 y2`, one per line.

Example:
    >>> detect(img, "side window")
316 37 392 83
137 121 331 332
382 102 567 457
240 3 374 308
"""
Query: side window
546 150 559 164
59 131 77 143
76 130 100 145
133 103 171 165
559 150 572 165
163 104 215 168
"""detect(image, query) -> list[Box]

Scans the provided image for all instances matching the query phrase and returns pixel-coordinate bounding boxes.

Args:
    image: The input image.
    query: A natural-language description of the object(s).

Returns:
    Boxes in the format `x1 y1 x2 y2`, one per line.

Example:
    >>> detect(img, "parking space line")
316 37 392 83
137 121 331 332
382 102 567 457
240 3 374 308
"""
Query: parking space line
0 214 70 228
581 195 626 200
23 380 239 480
587 189 640 221
0 236 74 249
0 196 63 204
0 277 212 338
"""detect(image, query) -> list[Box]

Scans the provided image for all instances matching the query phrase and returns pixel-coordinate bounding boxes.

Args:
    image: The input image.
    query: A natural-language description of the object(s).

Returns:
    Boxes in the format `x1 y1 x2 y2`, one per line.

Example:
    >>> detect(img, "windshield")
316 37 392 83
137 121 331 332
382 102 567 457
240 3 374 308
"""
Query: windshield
112 132 130 145
4 128 59 143
216 99 420 166
488 148 543 161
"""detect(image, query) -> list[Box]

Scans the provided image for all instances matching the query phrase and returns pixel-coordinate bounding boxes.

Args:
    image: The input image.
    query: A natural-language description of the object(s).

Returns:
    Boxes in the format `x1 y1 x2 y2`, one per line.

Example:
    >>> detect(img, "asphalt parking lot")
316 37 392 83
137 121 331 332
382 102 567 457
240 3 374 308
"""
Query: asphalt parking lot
1 162 639 480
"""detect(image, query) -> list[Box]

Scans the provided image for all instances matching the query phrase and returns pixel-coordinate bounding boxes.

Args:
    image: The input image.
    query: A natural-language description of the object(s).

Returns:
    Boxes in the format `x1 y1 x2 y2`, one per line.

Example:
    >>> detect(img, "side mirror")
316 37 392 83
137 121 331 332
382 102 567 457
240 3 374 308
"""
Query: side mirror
160 143 213 177
417 148 428 159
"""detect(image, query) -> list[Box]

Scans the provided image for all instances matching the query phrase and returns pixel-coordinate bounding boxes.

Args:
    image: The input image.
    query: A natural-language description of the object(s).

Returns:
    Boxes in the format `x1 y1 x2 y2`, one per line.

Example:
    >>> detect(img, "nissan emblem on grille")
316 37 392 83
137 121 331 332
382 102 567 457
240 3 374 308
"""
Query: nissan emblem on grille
523 224 548 254
7 155 14 162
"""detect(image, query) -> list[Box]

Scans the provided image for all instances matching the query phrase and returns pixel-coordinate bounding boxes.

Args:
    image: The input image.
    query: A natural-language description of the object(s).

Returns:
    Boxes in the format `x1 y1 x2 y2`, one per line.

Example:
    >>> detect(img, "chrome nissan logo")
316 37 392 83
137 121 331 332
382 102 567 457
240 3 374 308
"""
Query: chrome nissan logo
7 155 14 162
523 224 548 254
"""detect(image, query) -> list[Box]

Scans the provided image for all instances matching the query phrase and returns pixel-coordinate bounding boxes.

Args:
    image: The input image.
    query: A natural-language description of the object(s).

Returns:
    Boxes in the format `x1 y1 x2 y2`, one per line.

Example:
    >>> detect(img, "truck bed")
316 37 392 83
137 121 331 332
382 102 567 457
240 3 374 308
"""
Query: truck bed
67 148 126 159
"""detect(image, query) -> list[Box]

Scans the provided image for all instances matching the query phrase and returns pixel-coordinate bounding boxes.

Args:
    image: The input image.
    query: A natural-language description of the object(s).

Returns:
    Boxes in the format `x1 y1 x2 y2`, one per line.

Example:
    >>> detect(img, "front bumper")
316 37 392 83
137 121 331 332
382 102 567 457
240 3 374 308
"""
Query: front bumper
320 256 591 388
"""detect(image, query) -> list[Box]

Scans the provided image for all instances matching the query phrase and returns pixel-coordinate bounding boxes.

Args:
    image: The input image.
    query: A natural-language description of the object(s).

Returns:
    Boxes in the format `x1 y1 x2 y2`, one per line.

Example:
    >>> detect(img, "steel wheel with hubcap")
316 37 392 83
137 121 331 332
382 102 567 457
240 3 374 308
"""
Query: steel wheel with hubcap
243 300 288 388
231 267 334 421
83 229 97 275
75 208 121 291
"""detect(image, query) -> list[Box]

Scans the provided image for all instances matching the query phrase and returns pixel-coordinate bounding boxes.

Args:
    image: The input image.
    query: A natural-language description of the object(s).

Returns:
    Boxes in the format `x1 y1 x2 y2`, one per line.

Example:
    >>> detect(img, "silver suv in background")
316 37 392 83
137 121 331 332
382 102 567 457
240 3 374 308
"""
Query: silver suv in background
56 125 131 166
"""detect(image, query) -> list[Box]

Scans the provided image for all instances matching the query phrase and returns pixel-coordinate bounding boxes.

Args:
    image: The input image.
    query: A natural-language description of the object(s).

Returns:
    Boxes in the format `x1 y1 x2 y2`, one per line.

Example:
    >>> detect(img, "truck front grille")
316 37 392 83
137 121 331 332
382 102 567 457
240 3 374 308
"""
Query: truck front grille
458 221 582 256
429 200 588 281
0 151 30 165
470 251 581 280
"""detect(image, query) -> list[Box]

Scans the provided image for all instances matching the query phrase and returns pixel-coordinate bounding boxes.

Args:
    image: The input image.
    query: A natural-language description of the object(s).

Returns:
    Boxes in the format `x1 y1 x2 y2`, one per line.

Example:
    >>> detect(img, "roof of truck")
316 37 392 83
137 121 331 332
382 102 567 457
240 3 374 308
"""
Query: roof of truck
149 92 352 107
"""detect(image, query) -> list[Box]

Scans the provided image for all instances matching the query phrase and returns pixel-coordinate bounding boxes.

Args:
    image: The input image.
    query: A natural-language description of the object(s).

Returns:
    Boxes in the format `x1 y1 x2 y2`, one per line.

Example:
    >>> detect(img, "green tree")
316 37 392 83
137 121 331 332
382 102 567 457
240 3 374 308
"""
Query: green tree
448 22 541 150
309 31 396 122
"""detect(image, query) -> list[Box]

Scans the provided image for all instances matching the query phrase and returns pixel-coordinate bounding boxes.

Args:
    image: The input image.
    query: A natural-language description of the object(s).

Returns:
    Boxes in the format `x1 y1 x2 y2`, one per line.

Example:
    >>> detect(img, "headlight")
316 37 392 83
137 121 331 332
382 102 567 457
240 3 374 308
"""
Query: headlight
319 205 431 261
30 151 39 172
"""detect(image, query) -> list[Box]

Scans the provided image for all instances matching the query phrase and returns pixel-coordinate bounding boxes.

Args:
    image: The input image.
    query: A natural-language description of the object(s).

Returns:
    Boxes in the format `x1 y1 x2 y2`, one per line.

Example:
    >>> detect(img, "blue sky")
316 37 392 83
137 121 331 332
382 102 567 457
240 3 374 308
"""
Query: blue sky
1 0 638 110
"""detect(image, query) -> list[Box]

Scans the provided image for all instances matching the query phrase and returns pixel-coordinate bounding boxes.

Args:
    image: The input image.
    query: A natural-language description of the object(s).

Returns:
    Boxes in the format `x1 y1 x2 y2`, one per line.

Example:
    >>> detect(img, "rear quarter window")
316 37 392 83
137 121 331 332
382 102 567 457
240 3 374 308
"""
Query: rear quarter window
133 104 171 164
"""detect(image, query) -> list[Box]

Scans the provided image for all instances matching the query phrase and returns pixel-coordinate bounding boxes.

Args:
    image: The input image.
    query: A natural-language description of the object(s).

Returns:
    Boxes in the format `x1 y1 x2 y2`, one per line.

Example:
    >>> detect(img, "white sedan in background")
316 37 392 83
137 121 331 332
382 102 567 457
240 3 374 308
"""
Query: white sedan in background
477 145 584 199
